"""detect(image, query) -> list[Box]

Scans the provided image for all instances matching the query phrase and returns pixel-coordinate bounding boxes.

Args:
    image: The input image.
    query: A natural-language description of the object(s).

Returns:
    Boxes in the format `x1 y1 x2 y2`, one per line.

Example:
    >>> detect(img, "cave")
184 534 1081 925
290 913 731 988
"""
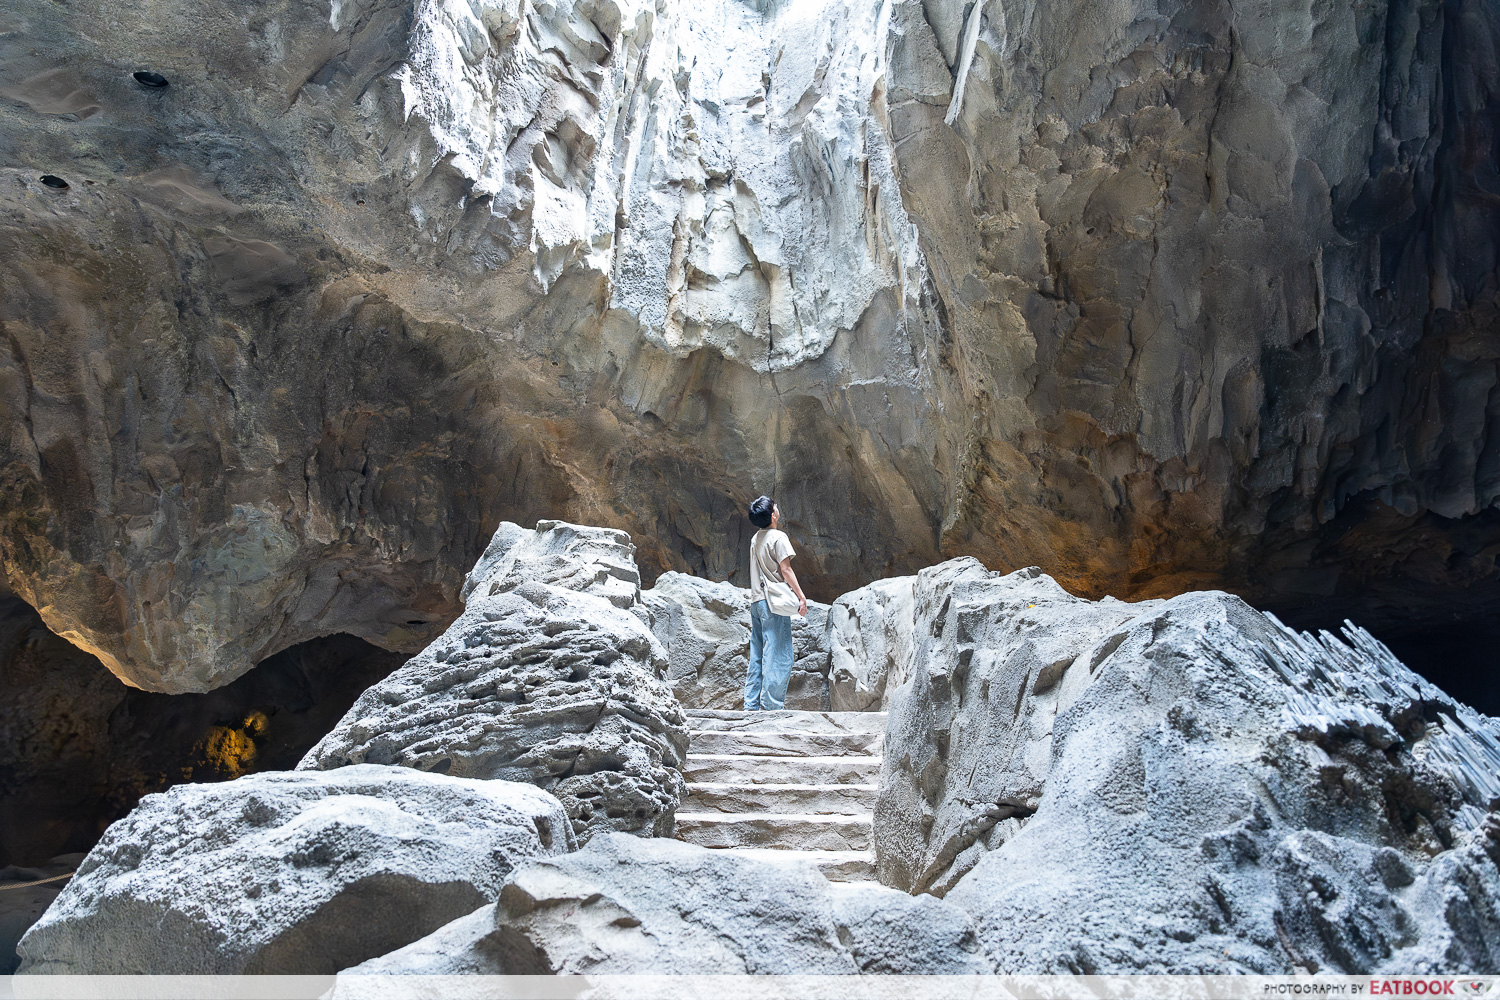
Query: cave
0 599 409 869
2 0 1499 980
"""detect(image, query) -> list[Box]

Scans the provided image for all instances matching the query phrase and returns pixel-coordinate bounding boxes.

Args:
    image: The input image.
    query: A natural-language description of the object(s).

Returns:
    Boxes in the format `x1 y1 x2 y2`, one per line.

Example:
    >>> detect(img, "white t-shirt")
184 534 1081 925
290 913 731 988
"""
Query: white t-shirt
749 528 795 602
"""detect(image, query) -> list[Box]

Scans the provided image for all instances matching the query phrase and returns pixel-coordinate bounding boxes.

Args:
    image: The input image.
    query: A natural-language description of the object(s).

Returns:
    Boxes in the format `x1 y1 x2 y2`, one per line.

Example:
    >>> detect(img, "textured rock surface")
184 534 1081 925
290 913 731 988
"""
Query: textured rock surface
876 562 1500 972
333 833 990 976
826 576 922 711
302 521 688 841
3 0 1495 693
0 598 406 869
16 766 573 974
640 572 831 709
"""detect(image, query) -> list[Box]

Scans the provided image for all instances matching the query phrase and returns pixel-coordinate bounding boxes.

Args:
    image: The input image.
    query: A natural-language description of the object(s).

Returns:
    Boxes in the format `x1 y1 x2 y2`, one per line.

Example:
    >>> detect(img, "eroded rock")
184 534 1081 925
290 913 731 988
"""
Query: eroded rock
301 521 688 842
876 563 1500 972
16 766 573 974
4 0 1495 695
331 833 990 978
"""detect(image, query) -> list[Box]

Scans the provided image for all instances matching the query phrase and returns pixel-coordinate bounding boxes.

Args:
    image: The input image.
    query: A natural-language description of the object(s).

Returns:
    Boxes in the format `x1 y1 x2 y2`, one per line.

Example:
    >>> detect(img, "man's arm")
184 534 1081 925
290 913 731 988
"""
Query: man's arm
779 556 808 617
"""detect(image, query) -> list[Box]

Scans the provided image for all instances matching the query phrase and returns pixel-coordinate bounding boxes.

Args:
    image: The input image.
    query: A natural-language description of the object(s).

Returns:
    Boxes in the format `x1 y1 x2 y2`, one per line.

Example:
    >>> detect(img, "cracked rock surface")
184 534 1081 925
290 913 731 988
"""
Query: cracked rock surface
3 0 1496 693
301 520 689 841
875 561 1500 972
15 765 574 974
331 833 991 977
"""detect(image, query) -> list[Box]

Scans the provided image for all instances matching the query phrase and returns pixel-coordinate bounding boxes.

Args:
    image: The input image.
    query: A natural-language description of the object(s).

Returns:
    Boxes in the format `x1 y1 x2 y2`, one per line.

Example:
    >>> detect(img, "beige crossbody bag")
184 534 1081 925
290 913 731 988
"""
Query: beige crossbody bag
755 531 801 616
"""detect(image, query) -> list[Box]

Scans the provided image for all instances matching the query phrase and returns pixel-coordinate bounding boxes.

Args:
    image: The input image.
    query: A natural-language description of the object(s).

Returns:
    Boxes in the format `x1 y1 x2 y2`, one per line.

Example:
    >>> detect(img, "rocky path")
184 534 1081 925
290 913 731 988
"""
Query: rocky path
674 709 884 882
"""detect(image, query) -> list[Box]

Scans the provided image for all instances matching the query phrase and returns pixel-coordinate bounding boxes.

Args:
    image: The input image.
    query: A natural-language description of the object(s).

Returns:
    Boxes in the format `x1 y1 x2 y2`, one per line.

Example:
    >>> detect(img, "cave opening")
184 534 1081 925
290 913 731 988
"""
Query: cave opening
1364 619 1500 718
1269 599 1500 718
0 599 409 869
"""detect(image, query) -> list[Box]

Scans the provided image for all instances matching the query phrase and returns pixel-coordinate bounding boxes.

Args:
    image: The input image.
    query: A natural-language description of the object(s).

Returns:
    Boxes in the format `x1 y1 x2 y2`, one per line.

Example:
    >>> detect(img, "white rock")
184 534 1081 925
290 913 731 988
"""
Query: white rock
16 766 573 974
302 521 689 842
876 565 1500 973
331 833 989 978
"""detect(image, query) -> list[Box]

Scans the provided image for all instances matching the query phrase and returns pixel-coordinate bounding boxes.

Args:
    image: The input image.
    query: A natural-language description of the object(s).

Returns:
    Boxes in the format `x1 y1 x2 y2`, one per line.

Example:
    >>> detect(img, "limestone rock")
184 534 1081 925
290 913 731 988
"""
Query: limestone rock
331 833 990 978
461 520 642 610
15 766 573 974
876 564 1500 973
639 571 831 710
302 521 689 842
4 0 1495 696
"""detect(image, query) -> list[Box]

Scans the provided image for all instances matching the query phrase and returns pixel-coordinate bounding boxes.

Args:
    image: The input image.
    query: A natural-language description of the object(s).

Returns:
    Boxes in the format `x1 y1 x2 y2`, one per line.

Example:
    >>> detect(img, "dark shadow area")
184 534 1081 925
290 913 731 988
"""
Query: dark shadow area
1371 620 1500 719
0 598 408 868
1270 597 1500 719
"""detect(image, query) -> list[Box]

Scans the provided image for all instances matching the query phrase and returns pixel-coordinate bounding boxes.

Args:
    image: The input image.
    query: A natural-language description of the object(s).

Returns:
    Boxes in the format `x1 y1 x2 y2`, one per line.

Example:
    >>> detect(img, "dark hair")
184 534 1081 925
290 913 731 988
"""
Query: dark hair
748 495 774 529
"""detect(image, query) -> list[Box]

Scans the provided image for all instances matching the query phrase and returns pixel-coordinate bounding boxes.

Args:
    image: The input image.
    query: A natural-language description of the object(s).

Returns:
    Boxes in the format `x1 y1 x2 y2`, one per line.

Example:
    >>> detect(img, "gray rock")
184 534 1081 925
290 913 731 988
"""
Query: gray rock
461 520 643 610
0 0 1494 700
639 571 831 710
829 882 991 974
332 833 988 979
876 566 1500 973
826 577 917 712
16 766 573 974
302 521 689 842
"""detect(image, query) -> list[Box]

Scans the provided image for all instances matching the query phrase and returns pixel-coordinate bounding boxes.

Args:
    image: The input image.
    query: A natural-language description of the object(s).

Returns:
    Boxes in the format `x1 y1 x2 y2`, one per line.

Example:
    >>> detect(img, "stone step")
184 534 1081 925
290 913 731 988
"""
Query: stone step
686 729 881 757
674 812 872 851
711 847 875 882
682 782 877 815
684 754 882 785
685 709 888 736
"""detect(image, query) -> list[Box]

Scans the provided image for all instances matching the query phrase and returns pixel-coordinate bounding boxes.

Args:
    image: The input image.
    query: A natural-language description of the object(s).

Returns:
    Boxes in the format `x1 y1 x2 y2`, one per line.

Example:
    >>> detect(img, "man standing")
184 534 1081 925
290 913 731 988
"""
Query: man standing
745 495 808 711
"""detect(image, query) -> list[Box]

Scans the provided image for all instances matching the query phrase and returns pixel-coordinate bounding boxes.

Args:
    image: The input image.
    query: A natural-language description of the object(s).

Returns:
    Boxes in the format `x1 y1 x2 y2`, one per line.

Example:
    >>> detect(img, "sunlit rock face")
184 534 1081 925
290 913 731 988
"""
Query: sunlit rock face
1 0 1496 692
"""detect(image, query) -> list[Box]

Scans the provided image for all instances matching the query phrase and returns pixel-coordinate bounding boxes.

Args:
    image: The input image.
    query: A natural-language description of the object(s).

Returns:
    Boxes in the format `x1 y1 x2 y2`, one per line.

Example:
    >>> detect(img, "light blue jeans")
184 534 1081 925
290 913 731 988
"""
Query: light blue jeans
746 598 794 711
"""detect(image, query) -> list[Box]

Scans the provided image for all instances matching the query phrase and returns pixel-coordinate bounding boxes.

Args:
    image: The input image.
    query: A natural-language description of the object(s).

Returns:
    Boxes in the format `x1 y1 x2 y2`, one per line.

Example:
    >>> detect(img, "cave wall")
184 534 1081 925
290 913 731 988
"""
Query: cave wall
0 0 1495 693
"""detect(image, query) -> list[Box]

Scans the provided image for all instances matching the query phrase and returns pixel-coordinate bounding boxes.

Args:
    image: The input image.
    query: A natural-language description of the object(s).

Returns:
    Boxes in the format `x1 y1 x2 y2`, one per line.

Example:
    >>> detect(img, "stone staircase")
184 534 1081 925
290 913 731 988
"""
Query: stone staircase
674 709 885 882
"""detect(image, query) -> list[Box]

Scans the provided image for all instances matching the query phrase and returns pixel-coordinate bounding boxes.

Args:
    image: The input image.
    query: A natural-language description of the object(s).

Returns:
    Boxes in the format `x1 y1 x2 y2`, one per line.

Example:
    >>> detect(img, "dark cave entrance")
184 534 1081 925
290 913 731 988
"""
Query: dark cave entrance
1367 620 1500 718
1269 598 1500 718
0 599 409 869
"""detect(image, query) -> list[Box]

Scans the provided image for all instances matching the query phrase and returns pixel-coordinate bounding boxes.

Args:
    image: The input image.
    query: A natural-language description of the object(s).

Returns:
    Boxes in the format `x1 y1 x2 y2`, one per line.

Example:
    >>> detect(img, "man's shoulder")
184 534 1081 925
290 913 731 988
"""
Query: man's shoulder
770 528 794 551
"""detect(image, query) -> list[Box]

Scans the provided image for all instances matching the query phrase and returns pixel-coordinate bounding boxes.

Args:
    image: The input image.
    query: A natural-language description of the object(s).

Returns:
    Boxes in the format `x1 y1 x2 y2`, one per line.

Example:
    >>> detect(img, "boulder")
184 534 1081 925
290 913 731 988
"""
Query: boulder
639 572 831 710
302 521 689 842
461 520 643 610
876 564 1500 973
16 766 573 974
825 558 998 712
331 833 990 979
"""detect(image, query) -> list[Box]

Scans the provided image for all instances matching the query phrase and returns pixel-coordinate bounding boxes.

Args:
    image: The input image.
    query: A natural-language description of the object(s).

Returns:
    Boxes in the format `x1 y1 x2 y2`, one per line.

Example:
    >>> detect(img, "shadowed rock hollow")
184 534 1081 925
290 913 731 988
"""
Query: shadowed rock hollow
1 0 1497 696
0 597 407 868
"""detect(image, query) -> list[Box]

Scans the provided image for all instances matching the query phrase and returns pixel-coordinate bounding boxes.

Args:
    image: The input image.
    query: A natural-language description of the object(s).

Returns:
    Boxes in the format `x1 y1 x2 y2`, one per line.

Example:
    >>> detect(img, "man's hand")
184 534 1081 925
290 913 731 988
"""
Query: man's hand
797 598 808 617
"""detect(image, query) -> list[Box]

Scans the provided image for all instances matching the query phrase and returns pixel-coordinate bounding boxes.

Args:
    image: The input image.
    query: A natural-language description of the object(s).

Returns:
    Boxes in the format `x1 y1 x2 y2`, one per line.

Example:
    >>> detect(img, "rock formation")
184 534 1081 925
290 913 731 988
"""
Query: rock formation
331 832 991 977
641 572 832 709
16 766 574 974
301 521 689 841
2 0 1495 695
871 560 1500 972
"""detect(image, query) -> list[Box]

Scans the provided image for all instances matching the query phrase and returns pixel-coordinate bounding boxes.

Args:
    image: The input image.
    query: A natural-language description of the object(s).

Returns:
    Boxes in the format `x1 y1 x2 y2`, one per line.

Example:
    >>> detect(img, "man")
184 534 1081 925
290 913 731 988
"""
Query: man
745 495 807 711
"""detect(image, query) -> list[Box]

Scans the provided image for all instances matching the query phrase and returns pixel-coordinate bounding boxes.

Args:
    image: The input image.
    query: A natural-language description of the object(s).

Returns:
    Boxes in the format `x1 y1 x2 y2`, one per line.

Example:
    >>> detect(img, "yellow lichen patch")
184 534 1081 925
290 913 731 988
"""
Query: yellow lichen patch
242 710 269 736
197 724 258 778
